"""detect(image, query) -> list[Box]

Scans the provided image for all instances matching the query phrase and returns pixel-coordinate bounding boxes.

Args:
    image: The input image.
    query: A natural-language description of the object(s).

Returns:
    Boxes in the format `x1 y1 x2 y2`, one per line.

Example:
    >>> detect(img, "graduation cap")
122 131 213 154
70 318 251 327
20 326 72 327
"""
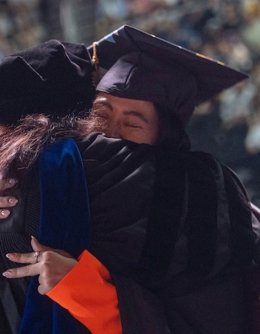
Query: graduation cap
0 40 95 124
88 25 248 123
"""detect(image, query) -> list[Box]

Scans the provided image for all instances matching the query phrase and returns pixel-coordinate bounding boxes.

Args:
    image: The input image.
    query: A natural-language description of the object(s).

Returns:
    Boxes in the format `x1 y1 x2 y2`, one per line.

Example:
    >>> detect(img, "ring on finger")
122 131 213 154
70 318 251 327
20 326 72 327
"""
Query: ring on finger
33 251 41 263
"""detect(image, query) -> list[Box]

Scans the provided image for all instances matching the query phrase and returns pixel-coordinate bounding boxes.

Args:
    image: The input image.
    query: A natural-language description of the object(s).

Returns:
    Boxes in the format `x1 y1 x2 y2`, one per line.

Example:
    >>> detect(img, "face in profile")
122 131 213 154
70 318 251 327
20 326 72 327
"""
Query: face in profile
89 93 159 145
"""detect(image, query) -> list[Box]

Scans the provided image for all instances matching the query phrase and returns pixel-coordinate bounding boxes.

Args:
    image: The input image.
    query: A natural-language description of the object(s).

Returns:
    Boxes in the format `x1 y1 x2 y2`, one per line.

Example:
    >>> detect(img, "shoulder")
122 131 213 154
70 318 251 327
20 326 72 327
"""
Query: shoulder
78 133 155 162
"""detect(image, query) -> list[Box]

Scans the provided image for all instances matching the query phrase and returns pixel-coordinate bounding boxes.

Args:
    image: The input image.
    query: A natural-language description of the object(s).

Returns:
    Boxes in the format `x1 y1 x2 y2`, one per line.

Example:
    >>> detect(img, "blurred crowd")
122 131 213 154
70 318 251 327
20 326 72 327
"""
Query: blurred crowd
96 0 260 151
0 0 43 57
0 0 95 55
0 0 259 202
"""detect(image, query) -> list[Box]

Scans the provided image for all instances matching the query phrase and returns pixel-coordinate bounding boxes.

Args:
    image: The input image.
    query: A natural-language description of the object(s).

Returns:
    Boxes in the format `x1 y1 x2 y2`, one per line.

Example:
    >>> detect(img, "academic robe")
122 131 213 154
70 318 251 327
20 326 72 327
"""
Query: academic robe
0 133 259 333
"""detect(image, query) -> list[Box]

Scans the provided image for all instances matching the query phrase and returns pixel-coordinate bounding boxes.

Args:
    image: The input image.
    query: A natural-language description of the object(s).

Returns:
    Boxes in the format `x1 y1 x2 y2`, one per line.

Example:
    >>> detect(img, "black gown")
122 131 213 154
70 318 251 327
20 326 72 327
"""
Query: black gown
0 133 259 333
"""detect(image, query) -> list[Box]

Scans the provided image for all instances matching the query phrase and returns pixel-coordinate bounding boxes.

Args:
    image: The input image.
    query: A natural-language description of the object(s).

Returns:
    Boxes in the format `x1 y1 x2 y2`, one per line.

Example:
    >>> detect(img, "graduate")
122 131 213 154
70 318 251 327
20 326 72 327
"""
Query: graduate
1 26 260 334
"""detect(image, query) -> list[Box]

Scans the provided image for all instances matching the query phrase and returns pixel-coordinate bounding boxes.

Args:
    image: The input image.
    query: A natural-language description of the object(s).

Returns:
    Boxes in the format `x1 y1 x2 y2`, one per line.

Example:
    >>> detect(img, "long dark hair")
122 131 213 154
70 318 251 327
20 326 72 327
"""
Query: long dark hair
0 114 94 178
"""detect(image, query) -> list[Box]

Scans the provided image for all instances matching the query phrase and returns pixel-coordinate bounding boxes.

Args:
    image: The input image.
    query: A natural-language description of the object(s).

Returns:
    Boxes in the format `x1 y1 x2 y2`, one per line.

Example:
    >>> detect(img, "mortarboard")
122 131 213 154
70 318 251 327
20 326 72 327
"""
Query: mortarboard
88 25 248 123
0 40 95 124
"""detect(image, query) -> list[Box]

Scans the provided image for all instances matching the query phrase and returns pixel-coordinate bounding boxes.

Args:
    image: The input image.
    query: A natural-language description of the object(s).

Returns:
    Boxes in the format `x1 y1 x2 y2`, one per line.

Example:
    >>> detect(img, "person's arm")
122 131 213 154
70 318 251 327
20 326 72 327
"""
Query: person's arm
47 250 122 334
3 238 122 334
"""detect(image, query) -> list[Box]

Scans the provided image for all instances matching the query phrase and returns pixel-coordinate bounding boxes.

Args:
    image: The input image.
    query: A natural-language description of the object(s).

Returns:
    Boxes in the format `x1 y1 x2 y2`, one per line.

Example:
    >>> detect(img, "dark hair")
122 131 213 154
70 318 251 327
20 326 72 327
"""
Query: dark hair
154 103 191 151
0 114 92 179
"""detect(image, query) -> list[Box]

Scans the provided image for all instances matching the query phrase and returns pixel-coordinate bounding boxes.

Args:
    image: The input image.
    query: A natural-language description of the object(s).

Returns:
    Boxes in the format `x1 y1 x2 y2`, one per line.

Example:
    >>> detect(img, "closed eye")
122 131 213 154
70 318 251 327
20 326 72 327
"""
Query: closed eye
123 121 143 129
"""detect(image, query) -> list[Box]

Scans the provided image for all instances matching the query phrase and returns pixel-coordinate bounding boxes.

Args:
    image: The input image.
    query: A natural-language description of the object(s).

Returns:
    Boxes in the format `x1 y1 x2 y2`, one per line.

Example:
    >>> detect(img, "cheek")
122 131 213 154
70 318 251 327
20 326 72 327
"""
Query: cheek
138 122 159 145
147 124 159 144
121 127 158 145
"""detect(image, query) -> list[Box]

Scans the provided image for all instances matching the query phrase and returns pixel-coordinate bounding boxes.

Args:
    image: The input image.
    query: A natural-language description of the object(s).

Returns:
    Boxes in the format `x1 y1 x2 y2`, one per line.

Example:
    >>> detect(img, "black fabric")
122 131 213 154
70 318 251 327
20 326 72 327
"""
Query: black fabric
81 136 259 333
78 134 156 276
0 134 259 334
0 40 95 124
112 274 171 334
132 150 255 295
0 280 23 334
184 153 219 278
96 52 198 124
223 165 255 265
161 273 253 334
89 25 248 109
134 148 186 289
0 167 39 334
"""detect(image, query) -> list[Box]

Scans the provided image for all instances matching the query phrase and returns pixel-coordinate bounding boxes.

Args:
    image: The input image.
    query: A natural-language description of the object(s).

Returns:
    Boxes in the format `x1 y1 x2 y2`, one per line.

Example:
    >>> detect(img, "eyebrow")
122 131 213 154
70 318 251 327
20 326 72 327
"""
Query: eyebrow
93 100 149 124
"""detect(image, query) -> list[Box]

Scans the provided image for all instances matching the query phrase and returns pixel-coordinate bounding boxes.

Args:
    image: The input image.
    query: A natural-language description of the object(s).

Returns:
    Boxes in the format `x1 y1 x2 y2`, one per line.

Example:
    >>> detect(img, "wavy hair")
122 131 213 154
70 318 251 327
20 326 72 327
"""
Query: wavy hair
0 113 95 178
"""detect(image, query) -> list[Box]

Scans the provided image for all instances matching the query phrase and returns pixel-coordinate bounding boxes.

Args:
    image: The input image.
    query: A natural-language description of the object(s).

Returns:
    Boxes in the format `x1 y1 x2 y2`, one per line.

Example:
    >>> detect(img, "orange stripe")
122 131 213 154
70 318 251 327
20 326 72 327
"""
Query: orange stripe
47 250 122 334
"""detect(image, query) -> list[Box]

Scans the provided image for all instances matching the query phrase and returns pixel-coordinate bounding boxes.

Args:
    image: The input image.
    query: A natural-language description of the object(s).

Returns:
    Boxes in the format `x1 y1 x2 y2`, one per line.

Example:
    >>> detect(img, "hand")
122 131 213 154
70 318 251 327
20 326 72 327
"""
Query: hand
2 236 77 295
0 178 18 219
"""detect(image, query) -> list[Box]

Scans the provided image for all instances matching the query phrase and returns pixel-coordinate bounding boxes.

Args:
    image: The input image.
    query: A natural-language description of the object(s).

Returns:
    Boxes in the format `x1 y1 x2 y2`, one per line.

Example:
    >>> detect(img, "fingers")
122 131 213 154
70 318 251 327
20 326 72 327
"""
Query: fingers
3 247 77 295
31 236 73 258
38 285 46 295
0 209 11 219
2 263 40 278
0 196 17 207
0 179 18 219
0 178 17 191
31 236 50 252
0 196 18 220
3 250 46 278
5 237 63 266
5 236 49 265
5 251 41 264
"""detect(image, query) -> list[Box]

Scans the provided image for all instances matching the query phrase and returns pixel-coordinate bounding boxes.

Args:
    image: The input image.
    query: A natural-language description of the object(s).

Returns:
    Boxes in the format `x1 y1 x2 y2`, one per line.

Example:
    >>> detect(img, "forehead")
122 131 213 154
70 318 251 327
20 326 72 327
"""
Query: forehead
94 93 157 112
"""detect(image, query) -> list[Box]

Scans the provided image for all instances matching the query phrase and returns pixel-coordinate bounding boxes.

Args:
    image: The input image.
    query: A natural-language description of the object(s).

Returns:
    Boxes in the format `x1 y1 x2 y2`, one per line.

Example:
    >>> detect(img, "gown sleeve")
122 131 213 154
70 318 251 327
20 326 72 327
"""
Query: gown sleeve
47 250 122 334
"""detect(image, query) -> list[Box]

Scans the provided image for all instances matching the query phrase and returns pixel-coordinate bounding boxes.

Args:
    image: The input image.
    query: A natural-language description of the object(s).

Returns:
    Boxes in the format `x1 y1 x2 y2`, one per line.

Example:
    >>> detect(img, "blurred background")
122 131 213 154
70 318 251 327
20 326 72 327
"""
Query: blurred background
0 0 259 205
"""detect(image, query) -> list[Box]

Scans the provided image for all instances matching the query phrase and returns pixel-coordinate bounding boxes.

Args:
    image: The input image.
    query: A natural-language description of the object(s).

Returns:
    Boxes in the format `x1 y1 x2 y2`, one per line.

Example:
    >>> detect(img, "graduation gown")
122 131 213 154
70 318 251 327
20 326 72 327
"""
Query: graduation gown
0 133 259 333
81 135 260 334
